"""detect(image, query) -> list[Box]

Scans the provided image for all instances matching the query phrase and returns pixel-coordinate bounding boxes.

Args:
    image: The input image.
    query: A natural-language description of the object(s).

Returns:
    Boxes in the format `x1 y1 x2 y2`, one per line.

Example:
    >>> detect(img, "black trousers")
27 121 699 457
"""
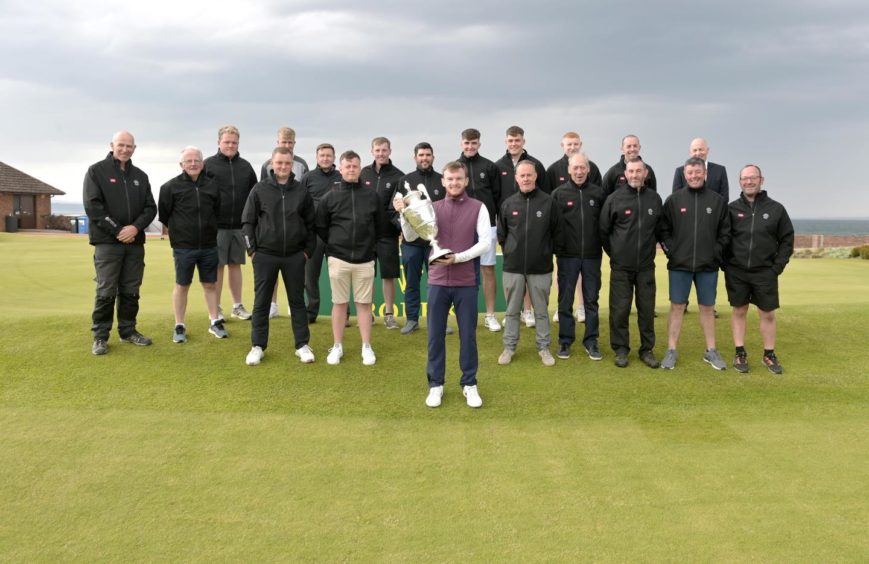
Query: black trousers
305 236 326 321
91 243 145 340
252 251 309 350
608 268 656 355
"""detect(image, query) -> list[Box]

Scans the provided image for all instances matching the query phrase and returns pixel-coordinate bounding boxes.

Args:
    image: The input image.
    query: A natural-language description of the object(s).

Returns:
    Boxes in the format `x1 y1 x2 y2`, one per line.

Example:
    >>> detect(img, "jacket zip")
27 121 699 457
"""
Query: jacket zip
195 185 202 248
523 196 530 274
636 190 642 271
350 187 357 262
747 199 756 269
691 190 698 271
229 159 236 228
578 185 586 256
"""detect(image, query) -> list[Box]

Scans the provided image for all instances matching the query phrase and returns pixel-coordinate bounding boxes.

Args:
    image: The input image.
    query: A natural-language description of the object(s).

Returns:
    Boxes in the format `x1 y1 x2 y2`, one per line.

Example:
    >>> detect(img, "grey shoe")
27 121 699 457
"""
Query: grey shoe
400 320 419 335
231 304 252 320
173 325 187 344
703 348 727 371
661 349 678 370
92 339 108 355
384 314 400 330
498 349 514 365
539 349 556 367
208 320 229 339
445 326 455 335
614 352 629 368
121 331 152 346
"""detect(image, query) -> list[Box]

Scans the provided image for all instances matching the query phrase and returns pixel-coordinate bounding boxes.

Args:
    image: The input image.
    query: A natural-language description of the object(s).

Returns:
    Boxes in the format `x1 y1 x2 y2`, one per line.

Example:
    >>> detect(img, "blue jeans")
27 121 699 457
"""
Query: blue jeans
401 243 429 321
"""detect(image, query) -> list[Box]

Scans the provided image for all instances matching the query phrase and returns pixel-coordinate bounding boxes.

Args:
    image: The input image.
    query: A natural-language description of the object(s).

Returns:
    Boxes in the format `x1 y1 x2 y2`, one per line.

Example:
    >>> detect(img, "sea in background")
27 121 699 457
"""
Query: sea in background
50 202 869 236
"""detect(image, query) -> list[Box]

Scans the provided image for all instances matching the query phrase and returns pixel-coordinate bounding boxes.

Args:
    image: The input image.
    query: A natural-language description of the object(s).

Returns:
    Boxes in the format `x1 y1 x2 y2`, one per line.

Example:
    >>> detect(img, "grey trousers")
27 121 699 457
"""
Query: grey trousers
502 271 552 352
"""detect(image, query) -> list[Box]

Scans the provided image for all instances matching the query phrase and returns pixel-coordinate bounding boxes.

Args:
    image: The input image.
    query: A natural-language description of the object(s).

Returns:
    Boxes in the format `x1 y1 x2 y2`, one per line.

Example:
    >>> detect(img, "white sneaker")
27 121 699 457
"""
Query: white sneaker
523 309 536 328
326 343 343 365
361 343 377 366
483 314 502 332
269 303 279 319
425 385 444 408
552 311 559 323
463 385 483 408
574 306 586 323
295 344 315 363
245 346 264 366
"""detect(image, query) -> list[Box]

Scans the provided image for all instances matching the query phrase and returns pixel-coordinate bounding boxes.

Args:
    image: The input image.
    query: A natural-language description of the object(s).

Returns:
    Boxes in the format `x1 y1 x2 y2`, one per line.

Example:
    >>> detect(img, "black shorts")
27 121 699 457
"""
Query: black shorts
724 266 780 311
376 237 401 279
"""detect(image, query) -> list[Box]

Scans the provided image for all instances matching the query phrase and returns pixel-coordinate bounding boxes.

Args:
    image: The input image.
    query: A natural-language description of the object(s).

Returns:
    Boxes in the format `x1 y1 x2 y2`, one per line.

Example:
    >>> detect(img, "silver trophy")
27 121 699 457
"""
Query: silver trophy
401 182 452 263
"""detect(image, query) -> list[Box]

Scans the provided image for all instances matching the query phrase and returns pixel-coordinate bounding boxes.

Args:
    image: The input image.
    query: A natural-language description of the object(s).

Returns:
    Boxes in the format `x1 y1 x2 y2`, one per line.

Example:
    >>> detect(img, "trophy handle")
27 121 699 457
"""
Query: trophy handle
415 183 431 201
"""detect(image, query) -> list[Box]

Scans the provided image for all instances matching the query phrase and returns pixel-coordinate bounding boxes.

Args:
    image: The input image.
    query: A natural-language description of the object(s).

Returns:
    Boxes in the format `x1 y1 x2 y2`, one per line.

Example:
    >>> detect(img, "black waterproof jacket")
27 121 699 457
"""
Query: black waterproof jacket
83 152 156 246
300 166 341 211
241 173 316 258
158 171 220 249
497 188 561 275
204 151 258 229
660 185 730 272
551 180 605 259
599 185 664 272
315 180 384 264
360 160 404 239
457 152 500 226
725 191 794 274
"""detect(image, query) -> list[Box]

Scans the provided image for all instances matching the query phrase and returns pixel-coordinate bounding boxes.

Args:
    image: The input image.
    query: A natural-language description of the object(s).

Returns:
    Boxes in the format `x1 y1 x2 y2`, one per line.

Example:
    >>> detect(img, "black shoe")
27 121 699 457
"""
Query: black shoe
762 353 783 375
92 339 108 355
640 350 660 369
614 352 629 368
585 343 603 361
307 316 317 324
714 309 720 319
121 331 152 346
733 351 749 373
557 344 571 359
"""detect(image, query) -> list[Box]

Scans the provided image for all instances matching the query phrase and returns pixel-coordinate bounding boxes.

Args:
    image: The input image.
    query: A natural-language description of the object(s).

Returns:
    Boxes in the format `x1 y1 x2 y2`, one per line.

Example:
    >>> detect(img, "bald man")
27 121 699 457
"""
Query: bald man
672 138 729 201
84 130 157 355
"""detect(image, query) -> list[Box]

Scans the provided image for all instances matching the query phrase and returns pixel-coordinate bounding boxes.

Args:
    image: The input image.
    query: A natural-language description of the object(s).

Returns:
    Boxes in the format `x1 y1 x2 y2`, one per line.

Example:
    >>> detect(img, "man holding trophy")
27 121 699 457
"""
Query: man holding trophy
394 161 491 409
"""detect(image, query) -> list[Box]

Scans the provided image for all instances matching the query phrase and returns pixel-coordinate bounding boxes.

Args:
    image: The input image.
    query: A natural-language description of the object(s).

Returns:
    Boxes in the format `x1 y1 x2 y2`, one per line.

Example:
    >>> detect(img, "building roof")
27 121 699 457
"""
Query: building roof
0 161 66 196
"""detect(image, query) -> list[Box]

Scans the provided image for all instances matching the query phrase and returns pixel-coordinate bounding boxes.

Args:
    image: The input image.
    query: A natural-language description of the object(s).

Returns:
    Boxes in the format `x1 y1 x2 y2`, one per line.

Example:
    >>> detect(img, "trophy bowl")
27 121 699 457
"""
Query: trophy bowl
401 182 452 264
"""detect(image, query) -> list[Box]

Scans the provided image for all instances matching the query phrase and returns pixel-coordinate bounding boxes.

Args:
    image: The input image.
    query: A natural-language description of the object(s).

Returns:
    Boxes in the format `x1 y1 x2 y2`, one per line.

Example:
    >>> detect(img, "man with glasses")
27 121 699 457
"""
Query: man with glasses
158 147 226 343
724 165 794 374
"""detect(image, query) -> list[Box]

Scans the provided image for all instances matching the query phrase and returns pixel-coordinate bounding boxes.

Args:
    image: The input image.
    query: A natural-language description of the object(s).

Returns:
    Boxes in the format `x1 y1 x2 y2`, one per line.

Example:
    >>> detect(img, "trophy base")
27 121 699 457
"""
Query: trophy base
428 247 453 264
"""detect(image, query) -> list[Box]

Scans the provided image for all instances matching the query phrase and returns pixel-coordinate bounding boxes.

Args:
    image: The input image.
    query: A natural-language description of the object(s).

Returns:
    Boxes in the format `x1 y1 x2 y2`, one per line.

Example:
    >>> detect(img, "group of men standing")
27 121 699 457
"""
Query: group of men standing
84 126 795 409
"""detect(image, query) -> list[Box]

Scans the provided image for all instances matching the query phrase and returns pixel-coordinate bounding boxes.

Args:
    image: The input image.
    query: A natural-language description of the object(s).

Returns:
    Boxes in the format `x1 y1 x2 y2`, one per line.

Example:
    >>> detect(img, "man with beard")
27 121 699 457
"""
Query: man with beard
599 157 664 369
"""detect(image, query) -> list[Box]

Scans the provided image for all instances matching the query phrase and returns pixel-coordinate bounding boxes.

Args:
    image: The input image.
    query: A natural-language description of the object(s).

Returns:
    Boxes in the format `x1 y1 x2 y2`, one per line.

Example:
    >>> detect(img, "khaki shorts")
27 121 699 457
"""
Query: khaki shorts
327 257 375 304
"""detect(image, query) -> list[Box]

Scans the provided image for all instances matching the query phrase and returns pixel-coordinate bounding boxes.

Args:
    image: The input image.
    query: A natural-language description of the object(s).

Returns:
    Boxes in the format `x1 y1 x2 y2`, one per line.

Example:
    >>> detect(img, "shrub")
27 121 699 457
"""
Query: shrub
44 214 73 231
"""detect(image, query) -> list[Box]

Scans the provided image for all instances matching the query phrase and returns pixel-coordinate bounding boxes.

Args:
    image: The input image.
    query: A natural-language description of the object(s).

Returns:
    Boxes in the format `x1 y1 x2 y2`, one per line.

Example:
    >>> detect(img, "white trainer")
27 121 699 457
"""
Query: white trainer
245 346 264 366
483 314 502 332
552 311 559 323
522 309 536 328
326 343 344 365
269 303 279 319
574 306 586 323
463 385 483 408
361 343 376 366
425 385 444 408
295 344 315 363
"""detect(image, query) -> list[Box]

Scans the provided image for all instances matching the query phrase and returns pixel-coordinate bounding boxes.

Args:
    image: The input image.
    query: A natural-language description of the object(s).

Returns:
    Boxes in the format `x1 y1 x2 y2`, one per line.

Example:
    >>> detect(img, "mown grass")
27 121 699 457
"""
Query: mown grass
1 233 868 562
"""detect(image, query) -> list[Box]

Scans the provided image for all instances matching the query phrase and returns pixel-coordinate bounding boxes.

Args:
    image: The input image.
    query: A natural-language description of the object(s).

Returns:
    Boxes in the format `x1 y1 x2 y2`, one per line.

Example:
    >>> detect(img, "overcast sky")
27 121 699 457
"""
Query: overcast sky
3 0 868 218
